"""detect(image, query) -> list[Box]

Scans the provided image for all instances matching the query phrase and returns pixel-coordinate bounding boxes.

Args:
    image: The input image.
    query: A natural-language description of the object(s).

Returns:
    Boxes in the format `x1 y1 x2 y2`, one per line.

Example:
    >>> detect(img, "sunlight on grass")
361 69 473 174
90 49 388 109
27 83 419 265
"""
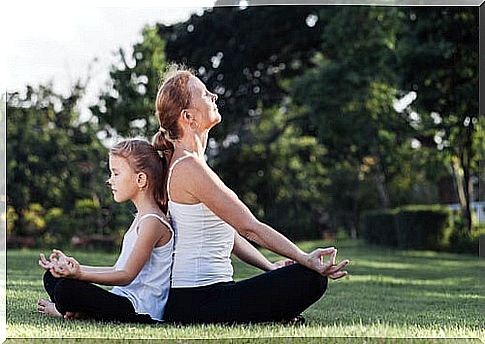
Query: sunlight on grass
6 240 485 340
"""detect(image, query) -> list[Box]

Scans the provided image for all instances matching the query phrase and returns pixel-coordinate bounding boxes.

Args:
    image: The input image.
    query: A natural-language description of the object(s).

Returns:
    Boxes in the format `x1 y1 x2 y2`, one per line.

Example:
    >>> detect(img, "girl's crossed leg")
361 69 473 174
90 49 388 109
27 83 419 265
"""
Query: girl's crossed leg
39 271 156 323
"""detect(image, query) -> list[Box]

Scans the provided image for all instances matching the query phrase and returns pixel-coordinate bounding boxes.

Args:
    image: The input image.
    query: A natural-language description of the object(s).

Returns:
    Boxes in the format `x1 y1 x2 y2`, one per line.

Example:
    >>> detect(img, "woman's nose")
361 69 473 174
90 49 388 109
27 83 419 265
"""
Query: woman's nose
211 93 218 102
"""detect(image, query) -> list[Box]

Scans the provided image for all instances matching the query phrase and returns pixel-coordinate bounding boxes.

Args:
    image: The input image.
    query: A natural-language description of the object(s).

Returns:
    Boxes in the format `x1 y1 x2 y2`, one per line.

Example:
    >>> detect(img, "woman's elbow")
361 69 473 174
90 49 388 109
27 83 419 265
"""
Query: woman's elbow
238 219 262 242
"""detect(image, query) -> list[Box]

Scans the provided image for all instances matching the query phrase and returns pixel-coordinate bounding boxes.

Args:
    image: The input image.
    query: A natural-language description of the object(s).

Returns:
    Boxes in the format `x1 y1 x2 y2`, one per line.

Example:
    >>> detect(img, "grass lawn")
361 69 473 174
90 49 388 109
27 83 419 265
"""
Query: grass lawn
5 240 484 342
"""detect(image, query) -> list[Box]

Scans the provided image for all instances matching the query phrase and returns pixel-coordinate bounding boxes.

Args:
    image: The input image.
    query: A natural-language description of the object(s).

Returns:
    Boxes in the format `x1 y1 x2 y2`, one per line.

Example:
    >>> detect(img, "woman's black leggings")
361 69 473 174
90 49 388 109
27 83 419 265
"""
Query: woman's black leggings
164 263 328 324
42 271 156 323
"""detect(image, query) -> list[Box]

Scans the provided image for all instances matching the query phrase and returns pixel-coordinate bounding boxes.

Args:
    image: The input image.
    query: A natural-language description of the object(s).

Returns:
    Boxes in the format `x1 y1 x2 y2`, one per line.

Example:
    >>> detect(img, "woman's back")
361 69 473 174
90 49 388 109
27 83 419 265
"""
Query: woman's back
167 155 235 287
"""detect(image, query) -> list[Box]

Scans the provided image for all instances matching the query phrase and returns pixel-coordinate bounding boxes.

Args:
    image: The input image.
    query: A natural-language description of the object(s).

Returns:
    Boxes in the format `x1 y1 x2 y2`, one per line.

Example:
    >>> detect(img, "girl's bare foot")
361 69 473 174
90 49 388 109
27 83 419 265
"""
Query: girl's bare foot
37 299 62 317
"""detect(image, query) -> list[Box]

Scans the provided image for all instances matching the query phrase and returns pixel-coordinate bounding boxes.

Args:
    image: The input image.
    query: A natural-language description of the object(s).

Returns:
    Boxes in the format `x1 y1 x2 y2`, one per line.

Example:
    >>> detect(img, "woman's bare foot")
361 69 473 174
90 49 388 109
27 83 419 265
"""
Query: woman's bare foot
37 299 62 317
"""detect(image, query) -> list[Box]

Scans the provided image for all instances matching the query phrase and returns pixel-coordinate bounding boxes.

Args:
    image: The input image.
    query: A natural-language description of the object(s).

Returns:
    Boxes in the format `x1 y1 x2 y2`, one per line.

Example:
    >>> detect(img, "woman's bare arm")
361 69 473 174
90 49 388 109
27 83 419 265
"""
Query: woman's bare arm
232 232 274 272
174 157 348 277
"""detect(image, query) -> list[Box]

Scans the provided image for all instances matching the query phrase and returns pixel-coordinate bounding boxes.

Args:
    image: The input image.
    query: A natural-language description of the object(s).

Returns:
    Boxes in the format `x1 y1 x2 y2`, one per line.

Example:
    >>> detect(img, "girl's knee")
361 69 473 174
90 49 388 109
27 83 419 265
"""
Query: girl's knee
53 279 76 311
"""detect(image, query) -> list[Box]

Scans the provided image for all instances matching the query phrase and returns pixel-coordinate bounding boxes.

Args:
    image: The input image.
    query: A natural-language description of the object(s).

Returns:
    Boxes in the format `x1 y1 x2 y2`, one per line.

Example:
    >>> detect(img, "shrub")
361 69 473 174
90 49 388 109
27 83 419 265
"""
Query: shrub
395 205 450 250
448 225 484 255
361 205 451 250
361 209 398 246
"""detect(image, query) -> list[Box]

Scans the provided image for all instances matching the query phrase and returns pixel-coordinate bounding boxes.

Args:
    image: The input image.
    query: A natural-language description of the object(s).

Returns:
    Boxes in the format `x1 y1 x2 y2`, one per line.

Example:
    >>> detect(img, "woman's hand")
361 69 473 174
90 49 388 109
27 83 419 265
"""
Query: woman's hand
270 259 295 270
302 247 349 279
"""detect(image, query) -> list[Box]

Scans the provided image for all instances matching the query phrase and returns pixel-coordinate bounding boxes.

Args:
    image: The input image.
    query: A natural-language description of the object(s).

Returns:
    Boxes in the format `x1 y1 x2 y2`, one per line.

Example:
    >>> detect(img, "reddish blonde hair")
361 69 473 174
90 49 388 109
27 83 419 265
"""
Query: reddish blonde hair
152 64 195 164
110 139 168 213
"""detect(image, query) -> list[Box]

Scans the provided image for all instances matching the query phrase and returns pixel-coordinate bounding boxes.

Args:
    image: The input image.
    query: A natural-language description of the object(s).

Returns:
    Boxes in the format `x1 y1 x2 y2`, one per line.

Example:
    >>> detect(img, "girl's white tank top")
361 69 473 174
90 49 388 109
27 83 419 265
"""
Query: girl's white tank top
110 213 173 321
167 155 235 288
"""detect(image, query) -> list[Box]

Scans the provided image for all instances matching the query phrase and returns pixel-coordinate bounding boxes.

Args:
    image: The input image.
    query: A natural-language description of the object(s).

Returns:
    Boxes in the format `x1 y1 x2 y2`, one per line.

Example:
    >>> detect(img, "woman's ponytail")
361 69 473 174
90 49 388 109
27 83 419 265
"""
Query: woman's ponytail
152 127 174 165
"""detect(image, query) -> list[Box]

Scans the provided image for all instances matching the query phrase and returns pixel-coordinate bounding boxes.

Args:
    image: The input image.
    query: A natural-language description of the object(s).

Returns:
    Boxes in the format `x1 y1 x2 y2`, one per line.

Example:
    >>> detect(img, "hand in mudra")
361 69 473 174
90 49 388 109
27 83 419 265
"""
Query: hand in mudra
304 247 349 280
39 249 81 279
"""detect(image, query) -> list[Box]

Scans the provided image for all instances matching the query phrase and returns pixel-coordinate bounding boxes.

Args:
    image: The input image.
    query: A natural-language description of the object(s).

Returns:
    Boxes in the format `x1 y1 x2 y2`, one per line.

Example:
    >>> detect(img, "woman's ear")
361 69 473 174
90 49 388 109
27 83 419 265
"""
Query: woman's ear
180 109 191 122
180 109 198 129
136 172 148 190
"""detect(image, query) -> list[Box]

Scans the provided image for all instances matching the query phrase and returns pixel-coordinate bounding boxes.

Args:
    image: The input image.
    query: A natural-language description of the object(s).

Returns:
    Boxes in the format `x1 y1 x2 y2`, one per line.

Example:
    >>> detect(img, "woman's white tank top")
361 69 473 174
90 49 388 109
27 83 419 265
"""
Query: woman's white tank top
110 213 173 321
167 155 235 288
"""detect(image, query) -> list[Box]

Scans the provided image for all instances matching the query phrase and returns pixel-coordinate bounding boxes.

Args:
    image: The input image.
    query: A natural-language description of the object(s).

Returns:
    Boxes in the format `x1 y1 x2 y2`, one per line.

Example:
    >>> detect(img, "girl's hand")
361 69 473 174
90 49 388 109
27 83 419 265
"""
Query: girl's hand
49 249 69 265
38 253 54 271
50 257 81 279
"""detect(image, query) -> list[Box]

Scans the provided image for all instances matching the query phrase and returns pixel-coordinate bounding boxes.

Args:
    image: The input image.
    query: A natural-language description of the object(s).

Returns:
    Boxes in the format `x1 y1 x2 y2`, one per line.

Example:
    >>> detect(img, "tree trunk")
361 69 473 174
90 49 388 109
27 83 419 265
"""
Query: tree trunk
452 154 472 232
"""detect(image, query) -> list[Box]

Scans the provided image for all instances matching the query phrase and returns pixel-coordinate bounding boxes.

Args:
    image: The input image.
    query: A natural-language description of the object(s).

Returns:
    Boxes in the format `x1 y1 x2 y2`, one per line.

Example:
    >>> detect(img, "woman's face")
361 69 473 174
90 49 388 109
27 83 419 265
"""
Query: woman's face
187 76 220 129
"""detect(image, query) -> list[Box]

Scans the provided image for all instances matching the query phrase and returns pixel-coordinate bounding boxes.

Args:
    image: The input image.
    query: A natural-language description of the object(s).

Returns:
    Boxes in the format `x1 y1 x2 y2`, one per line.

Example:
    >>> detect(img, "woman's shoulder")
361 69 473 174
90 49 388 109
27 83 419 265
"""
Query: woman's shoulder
170 154 207 177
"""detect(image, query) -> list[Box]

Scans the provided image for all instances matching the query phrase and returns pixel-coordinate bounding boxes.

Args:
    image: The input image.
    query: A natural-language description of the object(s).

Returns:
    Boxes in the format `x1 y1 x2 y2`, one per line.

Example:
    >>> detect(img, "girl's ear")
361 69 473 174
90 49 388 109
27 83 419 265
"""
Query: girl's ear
136 172 148 190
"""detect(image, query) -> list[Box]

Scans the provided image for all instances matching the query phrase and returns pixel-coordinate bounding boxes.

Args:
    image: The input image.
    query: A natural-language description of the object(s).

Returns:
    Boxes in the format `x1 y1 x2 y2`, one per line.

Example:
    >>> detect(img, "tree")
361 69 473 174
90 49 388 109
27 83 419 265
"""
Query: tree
396 7 480 232
290 7 454 236
91 25 167 139
156 5 326 142
216 105 331 239
7 84 130 245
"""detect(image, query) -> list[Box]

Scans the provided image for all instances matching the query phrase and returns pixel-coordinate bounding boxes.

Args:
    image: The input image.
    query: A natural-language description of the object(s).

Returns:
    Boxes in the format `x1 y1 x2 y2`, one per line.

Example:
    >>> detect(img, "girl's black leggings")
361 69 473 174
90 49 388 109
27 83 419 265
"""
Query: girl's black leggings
163 263 328 324
42 271 156 323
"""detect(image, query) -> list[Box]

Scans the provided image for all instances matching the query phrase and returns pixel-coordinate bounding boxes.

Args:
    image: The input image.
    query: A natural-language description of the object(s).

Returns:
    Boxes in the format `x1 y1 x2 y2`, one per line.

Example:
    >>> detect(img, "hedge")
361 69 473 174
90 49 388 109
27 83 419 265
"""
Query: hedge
361 205 451 250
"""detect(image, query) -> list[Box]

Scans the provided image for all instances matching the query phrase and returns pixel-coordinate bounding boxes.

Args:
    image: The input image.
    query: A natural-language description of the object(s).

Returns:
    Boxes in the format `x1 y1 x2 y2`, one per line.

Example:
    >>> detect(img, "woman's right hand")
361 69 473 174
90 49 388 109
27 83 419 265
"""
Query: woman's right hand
302 247 349 280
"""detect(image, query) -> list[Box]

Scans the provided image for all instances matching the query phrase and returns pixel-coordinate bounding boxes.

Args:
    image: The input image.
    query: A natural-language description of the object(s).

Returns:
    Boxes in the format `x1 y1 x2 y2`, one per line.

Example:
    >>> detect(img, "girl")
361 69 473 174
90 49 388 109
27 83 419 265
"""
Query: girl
37 139 173 323
153 65 349 324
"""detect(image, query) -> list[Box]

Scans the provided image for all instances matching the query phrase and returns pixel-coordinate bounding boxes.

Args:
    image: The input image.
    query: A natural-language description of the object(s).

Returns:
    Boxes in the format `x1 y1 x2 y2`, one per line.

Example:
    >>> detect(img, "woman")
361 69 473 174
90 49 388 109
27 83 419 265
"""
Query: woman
152 65 349 324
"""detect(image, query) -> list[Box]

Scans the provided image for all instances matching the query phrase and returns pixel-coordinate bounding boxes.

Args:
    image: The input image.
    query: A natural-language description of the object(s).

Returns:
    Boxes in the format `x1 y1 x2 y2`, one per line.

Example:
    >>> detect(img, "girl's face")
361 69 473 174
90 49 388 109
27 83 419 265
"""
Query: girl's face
107 155 139 203
186 76 220 129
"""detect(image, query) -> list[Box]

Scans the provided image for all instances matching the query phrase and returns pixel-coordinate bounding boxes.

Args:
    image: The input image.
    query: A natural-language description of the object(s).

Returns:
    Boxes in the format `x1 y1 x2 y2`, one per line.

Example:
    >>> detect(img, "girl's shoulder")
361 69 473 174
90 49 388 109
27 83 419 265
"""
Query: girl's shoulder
137 212 171 234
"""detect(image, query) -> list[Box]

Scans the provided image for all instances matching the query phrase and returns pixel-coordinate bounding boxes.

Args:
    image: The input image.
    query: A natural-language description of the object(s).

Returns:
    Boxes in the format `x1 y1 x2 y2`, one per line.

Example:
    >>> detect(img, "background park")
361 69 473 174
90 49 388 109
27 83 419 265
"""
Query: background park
4 3 484 342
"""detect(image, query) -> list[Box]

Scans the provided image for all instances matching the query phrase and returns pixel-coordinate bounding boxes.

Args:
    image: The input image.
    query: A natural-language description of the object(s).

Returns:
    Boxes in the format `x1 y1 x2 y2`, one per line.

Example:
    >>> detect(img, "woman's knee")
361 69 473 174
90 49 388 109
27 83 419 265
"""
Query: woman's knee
292 264 328 298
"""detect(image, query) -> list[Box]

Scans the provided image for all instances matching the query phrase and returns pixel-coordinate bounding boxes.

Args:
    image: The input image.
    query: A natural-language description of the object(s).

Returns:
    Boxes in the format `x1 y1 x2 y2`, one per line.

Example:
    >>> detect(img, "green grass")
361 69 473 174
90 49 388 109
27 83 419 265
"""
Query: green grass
5 240 485 341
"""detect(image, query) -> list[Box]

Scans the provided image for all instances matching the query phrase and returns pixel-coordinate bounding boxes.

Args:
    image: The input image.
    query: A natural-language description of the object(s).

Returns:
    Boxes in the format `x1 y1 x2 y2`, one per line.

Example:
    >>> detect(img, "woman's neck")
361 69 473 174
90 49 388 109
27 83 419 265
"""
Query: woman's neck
174 130 209 158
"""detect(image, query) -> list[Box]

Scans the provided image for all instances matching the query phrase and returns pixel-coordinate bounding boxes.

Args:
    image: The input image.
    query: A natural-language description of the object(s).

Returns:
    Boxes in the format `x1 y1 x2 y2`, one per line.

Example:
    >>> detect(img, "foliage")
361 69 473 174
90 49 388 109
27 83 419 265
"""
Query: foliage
216 106 330 240
6 84 130 246
396 7 480 231
361 205 452 251
91 25 167 138
7 7 482 246
157 4 326 140
395 205 451 250
448 225 484 255
361 209 398 247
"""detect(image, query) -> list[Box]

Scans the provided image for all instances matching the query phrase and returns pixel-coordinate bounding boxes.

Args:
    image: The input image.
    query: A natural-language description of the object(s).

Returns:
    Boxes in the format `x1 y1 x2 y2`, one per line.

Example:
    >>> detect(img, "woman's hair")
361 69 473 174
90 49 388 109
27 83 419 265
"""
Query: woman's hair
152 63 195 164
110 139 168 213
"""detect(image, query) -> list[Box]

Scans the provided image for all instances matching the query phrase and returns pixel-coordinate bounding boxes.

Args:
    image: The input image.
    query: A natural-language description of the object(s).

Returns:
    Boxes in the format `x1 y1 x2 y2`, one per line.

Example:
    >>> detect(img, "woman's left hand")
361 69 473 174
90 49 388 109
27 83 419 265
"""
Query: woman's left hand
302 247 349 279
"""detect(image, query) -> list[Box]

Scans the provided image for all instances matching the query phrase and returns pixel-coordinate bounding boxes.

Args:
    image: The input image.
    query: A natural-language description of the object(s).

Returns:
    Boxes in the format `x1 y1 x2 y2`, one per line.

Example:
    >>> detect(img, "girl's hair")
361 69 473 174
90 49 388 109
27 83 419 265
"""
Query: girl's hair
110 139 168 213
152 63 195 165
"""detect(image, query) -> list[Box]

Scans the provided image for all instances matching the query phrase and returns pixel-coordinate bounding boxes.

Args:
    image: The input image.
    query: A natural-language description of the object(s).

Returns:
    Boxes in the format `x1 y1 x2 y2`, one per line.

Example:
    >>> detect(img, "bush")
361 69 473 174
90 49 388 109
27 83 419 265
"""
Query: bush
448 225 484 255
361 205 451 250
395 205 450 250
361 209 398 246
